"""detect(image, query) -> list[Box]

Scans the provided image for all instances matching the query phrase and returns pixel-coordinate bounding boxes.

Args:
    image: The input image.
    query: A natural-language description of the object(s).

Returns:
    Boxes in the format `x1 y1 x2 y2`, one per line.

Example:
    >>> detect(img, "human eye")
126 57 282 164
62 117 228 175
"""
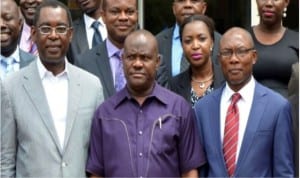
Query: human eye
183 38 192 45
39 26 51 34
109 9 120 16
220 50 232 58
56 26 68 34
126 9 136 16
236 48 251 57
198 36 207 42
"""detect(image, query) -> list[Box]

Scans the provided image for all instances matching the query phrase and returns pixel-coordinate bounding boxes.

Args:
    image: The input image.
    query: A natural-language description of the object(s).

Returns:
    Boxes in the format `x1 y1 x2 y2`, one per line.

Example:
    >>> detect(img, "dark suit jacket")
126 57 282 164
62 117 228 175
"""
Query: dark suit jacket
19 49 35 68
75 40 169 100
169 62 225 104
67 17 105 64
195 82 294 177
156 26 221 80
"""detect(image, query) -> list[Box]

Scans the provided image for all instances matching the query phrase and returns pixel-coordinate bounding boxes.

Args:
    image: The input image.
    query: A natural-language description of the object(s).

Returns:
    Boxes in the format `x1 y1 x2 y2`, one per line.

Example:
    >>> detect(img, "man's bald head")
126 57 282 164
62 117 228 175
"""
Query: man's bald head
124 29 158 54
220 27 254 49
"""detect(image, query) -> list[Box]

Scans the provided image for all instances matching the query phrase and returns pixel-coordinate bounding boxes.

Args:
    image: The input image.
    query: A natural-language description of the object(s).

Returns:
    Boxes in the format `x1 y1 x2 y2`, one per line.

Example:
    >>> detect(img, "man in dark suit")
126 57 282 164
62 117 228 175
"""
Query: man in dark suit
156 0 221 80
195 27 294 177
0 0 35 79
67 0 107 64
76 0 168 100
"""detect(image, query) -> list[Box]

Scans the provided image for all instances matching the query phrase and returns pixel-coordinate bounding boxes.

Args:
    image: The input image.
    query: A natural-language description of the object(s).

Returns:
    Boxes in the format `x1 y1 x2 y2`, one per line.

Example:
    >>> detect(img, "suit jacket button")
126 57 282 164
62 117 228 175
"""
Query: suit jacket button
62 162 68 167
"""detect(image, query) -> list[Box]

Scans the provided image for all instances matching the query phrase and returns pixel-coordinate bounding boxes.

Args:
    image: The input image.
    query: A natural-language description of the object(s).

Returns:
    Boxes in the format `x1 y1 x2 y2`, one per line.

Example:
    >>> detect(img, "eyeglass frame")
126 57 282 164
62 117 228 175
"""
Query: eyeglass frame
37 25 71 35
219 47 255 59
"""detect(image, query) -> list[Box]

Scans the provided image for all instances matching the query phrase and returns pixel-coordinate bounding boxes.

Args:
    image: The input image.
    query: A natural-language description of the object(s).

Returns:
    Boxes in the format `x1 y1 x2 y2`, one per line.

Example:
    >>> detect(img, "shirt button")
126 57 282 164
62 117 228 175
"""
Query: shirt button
139 152 143 157
138 131 143 135
62 162 67 167
139 110 143 113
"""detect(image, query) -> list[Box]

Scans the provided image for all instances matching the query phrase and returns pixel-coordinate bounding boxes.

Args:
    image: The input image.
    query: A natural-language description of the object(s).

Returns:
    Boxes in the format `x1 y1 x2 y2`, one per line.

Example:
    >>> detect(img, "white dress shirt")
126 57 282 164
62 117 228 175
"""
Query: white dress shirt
220 76 255 162
0 47 21 79
84 14 107 49
37 58 69 149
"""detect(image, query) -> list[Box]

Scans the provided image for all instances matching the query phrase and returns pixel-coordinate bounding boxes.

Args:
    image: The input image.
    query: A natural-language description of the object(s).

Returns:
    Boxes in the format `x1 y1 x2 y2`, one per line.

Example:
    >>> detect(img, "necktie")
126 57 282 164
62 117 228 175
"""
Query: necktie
180 54 189 72
1 57 16 79
29 40 37 55
114 51 126 91
91 21 103 47
223 93 241 177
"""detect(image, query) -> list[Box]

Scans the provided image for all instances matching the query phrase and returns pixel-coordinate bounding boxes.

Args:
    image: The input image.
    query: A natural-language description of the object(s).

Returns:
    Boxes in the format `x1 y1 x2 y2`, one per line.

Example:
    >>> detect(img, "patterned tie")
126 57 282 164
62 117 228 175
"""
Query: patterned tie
91 21 103 47
114 51 126 91
223 93 241 177
180 54 189 72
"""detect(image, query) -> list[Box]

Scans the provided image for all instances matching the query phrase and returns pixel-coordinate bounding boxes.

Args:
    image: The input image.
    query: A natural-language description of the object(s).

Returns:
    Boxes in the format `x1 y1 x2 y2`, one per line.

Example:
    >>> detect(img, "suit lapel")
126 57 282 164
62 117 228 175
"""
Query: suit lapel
22 61 62 154
211 88 229 174
235 82 267 174
62 64 81 152
162 28 173 78
75 18 89 54
19 49 35 68
96 43 115 98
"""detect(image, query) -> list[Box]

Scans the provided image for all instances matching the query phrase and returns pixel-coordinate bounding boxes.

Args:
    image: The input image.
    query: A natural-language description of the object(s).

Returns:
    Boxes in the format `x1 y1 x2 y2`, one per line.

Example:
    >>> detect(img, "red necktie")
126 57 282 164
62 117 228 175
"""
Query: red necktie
223 93 241 177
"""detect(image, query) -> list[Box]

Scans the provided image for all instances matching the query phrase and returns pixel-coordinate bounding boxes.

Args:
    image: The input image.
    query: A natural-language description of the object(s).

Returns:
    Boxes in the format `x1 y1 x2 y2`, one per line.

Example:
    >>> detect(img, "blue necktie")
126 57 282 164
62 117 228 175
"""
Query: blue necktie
91 21 103 47
1 57 16 79
114 51 126 91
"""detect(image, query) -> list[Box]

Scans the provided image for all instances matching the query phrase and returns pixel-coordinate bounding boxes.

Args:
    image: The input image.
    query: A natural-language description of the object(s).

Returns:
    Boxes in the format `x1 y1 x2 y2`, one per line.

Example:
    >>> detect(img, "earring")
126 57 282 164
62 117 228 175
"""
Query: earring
283 7 287 18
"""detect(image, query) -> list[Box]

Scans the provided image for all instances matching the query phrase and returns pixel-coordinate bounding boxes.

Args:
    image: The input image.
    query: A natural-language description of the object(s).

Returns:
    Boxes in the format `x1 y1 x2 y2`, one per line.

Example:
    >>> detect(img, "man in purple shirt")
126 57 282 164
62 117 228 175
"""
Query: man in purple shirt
86 29 206 177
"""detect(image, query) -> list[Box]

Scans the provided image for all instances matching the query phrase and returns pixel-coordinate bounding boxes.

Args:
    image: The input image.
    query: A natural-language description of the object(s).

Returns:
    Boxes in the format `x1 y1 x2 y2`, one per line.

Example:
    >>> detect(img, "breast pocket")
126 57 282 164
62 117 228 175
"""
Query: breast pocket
151 114 179 155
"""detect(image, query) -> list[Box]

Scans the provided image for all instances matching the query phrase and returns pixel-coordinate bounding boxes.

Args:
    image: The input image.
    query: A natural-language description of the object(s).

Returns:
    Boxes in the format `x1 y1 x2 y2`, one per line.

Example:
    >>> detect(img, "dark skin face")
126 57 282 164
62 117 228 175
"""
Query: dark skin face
31 7 73 75
122 31 160 104
19 0 43 26
181 20 213 69
219 28 257 92
101 0 138 49
256 0 289 26
1 0 22 57
76 0 102 19
172 0 207 25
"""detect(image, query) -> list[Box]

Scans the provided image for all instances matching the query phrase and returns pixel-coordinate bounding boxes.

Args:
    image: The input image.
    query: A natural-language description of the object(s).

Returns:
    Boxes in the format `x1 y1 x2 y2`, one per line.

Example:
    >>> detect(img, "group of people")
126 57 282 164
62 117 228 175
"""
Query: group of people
0 0 298 177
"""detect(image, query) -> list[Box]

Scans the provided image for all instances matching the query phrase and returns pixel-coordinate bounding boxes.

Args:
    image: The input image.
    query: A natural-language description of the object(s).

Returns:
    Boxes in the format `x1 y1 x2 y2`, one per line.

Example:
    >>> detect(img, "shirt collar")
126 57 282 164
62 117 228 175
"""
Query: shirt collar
22 22 32 41
0 47 21 63
83 14 105 29
223 75 255 103
173 23 180 40
106 39 122 58
114 82 168 108
37 57 69 80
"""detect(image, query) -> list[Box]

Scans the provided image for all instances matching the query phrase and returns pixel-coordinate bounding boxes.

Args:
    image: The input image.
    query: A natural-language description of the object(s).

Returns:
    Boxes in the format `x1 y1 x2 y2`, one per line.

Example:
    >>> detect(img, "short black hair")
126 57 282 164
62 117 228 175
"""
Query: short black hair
179 14 215 42
33 0 72 27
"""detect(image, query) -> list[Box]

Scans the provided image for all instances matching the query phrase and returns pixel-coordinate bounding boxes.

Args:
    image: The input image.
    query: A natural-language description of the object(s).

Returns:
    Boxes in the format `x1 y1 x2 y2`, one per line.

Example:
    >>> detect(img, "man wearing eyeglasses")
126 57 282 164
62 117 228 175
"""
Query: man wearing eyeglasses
194 27 294 177
1 1 104 177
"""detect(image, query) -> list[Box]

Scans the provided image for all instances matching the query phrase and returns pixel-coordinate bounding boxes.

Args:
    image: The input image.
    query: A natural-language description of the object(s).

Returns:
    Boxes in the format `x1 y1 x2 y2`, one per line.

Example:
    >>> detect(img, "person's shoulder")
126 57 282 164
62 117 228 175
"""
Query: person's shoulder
76 42 106 66
256 82 289 105
69 63 100 84
156 26 174 39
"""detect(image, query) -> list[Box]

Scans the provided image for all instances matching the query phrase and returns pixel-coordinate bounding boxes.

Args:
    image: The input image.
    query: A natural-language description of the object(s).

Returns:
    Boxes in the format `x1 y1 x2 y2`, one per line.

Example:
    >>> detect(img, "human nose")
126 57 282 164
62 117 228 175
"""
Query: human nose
118 11 129 20
191 39 200 49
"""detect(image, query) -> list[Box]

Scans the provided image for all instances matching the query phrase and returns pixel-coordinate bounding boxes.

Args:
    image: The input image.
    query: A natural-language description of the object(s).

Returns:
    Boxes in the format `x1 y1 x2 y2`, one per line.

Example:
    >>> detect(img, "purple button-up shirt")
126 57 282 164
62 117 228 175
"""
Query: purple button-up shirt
86 83 206 177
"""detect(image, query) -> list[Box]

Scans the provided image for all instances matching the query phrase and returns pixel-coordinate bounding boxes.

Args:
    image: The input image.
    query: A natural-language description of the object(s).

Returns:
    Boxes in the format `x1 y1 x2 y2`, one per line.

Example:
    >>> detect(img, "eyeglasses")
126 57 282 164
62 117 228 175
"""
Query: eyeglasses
219 48 254 59
38 25 70 35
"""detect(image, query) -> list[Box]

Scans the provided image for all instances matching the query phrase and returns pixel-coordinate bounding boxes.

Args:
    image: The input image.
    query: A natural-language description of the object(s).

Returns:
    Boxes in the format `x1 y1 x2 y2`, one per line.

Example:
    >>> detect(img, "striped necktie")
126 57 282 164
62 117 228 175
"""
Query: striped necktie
223 93 241 177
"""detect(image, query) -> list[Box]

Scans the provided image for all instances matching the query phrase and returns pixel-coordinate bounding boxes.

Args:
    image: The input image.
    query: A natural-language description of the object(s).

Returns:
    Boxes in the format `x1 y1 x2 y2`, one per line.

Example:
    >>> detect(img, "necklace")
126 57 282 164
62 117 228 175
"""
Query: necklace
192 75 214 89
